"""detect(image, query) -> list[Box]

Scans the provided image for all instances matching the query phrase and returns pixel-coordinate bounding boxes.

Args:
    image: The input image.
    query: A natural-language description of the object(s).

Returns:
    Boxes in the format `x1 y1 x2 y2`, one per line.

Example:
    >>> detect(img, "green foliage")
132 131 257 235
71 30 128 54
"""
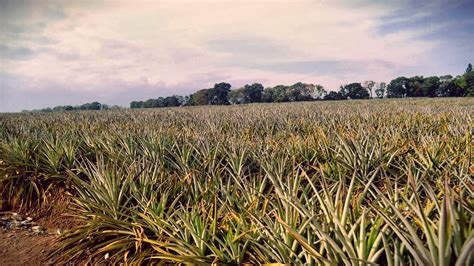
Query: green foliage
189 83 232 106
262 83 322 103
30 102 111 112
466 63 472 73
339 83 370 99
363 80 376 98
229 83 264 104
1 99 473 264
387 77 409 98
324 91 345 100
128 64 474 110
375 82 386 98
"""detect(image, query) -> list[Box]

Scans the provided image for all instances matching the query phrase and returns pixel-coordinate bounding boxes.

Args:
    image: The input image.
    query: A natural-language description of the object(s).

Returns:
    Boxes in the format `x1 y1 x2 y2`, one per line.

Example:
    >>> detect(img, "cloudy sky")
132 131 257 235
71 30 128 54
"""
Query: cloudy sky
0 0 473 112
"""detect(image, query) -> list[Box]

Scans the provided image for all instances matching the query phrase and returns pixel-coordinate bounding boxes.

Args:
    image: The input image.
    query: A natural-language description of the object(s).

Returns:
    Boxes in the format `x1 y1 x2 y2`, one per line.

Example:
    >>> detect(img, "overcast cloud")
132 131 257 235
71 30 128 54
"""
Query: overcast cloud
0 0 473 111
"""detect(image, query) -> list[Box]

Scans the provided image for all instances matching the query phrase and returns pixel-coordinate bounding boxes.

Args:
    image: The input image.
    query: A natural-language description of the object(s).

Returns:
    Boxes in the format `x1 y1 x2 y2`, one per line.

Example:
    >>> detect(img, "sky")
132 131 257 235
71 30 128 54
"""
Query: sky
0 0 473 112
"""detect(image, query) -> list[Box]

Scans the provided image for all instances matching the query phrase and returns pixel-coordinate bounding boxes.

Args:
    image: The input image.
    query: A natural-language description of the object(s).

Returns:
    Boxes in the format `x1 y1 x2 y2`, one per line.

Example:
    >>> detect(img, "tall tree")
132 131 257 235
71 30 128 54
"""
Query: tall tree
229 89 245 104
130 101 143 108
437 75 454 97
190 89 210 105
387 77 409 98
406 76 424 97
209 82 231 105
288 82 316 101
339 83 370 99
324 91 345 100
375 82 386 98
466 63 472 73
164 96 180 107
313 85 327 100
422 76 440 97
363 80 376 98
229 83 264 104
463 71 474 96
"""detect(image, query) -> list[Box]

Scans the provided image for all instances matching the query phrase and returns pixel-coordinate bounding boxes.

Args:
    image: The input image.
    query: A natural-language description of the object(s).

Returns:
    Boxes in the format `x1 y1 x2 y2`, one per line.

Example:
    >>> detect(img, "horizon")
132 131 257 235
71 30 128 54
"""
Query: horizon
1 0 473 112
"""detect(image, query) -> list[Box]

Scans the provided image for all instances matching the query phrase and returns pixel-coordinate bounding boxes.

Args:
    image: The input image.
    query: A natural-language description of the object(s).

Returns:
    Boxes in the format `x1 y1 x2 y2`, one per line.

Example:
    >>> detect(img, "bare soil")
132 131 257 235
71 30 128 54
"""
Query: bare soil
0 192 80 265
0 229 57 265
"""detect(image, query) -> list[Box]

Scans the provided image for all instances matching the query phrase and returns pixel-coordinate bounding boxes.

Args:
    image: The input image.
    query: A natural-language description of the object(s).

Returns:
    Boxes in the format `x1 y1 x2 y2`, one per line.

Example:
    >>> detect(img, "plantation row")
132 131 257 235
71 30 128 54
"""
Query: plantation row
0 99 473 264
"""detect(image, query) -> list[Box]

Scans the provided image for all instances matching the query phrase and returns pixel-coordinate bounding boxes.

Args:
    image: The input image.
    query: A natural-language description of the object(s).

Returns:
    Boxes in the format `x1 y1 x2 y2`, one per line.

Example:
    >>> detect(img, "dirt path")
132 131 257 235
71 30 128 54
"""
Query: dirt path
0 229 57 265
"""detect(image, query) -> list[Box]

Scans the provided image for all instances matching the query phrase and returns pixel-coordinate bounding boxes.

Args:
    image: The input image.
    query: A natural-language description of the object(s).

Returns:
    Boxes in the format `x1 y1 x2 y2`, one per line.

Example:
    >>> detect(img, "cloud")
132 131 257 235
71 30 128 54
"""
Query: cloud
0 44 37 60
0 0 472 112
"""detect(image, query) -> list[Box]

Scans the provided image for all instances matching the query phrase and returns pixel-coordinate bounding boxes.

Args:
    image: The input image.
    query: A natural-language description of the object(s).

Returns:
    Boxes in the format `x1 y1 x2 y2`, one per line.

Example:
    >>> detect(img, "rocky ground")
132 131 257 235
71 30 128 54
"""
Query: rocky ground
0 212 59 265
0 194 79 265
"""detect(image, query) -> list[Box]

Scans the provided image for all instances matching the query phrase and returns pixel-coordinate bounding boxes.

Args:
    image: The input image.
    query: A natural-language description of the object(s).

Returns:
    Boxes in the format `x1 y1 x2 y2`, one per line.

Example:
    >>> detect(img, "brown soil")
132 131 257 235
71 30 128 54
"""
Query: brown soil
25 190 80 231
0 229 57 265
0 191 81 265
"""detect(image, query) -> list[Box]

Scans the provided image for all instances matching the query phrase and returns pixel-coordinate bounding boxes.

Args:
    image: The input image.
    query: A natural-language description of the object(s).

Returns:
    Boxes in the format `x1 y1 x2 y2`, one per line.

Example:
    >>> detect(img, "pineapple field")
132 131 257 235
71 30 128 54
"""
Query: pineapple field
1 98 473 265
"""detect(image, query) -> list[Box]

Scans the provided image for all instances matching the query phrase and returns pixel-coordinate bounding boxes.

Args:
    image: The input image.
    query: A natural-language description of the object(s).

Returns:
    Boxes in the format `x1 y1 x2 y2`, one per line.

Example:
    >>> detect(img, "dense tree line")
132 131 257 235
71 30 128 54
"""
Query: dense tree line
130 63 473 109
381 64 473 98
26 102 120 113
131 82 328 108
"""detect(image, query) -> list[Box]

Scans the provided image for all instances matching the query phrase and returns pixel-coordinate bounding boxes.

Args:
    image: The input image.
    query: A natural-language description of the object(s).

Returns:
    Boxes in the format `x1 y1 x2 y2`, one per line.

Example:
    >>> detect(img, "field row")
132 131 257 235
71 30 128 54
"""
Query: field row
1 99 473 264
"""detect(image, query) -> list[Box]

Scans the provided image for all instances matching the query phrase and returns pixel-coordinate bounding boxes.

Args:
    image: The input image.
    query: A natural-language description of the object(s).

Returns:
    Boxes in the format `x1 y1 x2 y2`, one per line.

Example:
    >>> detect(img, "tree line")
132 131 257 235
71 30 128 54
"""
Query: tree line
25 102 122 113
24 63 474 112
130 63 473 108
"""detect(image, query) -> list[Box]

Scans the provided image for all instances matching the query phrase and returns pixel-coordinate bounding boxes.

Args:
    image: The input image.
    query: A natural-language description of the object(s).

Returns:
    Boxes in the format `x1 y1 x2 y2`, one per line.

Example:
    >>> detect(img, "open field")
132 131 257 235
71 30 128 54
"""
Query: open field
1 98 473 265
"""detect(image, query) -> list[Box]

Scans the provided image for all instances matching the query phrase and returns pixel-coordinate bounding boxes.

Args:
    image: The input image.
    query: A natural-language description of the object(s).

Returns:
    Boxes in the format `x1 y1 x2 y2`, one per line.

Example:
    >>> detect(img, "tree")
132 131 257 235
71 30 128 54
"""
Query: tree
209 82 231 105
363 80 376 98
463 71 474 96
453 75 467 96
245 83 264 103
375 82 386 98
387 77 409 98
406 76 424 97
190 89 210 105
313 85 327 100
287 83 306 101
324 91 345 100
130 101 143 108
271 85 290 102
422 76 440 97
89 102 102 110
339 83 370 99
262 87 275 102
164 96 180 107
289 82 318 101
437 75 454 97
259 83 322 103
230 83 264 104
229 89 244 104
176 95 190 106
466 63 472 73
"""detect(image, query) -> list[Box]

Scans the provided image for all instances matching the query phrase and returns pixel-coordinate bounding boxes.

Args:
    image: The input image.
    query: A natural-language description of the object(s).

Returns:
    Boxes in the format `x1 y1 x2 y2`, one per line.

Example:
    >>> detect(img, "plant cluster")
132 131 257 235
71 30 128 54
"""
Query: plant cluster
0 98 473 264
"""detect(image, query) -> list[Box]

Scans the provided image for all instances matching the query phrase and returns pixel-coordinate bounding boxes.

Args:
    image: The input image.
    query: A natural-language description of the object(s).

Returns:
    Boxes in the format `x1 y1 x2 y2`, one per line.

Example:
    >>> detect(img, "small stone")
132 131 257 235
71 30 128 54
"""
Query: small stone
32 225 44 234
10 220 21 228
20 219 32 226
11 213 22 221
